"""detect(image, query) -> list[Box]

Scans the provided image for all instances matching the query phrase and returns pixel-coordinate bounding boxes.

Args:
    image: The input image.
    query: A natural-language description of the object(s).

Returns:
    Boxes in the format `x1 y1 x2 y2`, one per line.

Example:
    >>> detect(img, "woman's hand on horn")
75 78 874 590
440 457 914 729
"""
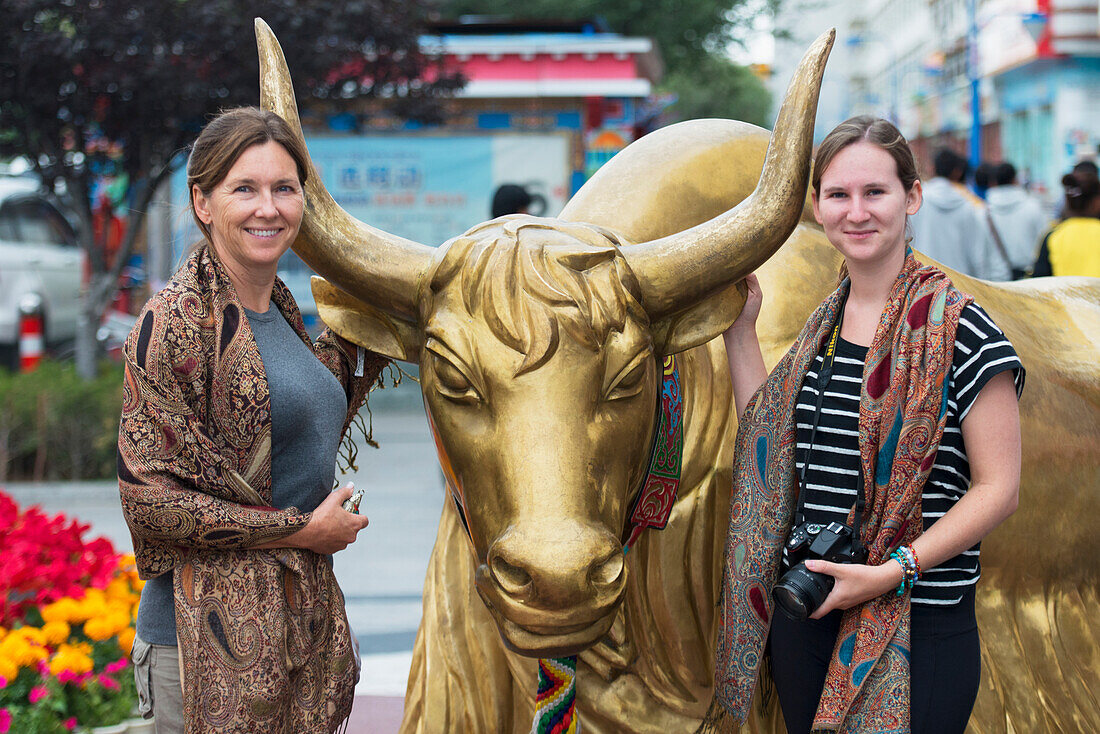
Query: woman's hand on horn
804 559 904 619
290 483 370 554
729 273 763 333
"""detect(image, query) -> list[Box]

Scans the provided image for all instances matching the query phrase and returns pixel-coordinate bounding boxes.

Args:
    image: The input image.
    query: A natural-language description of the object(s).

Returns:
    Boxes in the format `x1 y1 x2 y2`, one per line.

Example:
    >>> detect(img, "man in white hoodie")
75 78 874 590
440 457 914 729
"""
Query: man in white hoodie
986 162 1050 278
911 148 1011 280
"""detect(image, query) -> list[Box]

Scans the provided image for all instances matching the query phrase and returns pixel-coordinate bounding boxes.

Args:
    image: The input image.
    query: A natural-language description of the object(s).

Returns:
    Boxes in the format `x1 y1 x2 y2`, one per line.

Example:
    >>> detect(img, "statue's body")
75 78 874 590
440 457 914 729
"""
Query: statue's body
254 20 1100 733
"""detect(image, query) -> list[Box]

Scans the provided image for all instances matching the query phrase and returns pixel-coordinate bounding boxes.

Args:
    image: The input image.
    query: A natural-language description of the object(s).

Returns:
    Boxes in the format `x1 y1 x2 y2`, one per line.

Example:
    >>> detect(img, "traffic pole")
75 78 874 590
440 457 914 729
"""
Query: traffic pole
18 295 44 373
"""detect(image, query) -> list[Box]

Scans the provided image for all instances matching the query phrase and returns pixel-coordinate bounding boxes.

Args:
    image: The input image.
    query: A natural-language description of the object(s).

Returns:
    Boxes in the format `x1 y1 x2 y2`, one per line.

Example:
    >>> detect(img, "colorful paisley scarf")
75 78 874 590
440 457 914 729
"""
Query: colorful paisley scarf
118 245 387 733
712 252 969 732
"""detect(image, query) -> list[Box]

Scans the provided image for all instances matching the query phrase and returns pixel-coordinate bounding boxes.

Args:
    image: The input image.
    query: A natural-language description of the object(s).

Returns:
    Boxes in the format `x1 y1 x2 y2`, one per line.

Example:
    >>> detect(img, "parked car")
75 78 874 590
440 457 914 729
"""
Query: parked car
0 175 85 371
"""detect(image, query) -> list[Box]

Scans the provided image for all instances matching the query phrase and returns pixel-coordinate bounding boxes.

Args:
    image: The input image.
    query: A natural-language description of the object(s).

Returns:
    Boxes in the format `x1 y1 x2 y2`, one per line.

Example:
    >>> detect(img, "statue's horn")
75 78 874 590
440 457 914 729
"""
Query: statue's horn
255 18 433 320
623 29 835 319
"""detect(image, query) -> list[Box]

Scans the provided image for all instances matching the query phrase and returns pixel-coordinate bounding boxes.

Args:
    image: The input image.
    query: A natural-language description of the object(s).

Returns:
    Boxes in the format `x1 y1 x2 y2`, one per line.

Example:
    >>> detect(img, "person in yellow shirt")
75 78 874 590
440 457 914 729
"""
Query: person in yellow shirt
1033 165 1100 277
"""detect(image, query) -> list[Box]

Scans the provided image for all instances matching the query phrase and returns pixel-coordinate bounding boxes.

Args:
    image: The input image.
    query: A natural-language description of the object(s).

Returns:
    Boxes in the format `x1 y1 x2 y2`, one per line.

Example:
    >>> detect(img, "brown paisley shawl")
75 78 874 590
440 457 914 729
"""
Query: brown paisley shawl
117 245 388 733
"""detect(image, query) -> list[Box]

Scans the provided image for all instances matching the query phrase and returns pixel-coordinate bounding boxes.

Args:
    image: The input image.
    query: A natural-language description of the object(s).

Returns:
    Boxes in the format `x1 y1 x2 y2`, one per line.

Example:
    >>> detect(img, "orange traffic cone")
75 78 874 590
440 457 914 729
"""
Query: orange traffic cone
18 298 44 372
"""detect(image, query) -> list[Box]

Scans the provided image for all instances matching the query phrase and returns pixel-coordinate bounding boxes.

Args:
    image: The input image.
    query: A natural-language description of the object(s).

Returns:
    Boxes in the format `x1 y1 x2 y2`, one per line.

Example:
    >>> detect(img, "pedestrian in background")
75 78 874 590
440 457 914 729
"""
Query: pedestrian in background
986 161 1049 279
1033 165 1100 277
719 116 1022 734
118 107 388 733
491 183 533 218
974 160 996 199
910 148 1010 280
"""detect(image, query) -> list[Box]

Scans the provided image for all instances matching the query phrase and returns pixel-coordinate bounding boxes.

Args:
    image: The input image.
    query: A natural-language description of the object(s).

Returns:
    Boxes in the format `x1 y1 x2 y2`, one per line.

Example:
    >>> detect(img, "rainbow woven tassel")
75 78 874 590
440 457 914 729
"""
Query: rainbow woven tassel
532 656 578 733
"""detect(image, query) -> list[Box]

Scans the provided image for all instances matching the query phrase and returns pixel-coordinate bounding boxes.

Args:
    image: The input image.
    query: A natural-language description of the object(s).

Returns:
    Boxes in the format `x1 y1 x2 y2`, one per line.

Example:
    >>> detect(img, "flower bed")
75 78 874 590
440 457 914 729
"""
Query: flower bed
0 491 142 733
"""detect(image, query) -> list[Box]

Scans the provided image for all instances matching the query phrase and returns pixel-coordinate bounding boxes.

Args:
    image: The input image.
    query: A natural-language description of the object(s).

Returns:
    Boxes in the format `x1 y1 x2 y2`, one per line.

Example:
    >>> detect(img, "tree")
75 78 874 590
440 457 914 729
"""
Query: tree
441 0 775 121
0 0 462 378
663 54 772 127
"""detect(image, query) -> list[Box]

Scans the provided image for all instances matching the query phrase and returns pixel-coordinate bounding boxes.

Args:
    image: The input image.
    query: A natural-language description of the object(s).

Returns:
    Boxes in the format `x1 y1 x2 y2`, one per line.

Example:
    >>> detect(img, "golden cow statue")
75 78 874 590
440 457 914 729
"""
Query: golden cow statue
254 19 1099 734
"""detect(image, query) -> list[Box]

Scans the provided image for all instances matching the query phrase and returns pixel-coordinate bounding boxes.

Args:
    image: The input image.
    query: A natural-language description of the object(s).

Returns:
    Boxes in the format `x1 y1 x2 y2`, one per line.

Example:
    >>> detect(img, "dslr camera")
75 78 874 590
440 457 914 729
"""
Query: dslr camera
772 521 867 621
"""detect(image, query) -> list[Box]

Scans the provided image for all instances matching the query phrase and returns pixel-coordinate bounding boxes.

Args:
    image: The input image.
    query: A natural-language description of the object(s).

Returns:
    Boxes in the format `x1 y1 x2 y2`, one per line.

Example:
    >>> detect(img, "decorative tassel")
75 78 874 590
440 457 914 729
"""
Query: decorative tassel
532 656 578 734
694 697 739 734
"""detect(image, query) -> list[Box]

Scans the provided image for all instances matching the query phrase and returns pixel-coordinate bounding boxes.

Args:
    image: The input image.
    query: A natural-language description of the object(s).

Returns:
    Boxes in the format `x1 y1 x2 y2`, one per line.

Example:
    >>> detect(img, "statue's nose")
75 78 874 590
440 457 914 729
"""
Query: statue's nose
487 523 625 607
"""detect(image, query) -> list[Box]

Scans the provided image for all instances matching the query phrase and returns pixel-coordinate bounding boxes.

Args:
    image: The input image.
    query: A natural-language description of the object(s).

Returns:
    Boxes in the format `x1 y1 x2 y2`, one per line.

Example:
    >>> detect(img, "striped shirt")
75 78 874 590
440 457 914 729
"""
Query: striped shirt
789 302 1024 606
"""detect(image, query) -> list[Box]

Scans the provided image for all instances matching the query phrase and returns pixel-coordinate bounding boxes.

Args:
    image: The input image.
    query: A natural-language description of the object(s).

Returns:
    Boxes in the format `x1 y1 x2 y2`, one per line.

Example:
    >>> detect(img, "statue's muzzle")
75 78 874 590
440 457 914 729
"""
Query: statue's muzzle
474 520 627 657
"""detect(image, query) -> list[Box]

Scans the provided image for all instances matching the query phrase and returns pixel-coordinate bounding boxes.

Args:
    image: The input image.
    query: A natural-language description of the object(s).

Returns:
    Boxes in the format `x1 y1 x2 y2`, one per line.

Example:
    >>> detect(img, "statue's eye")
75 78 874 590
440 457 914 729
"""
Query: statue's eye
606 358 648 402
429 350 481 404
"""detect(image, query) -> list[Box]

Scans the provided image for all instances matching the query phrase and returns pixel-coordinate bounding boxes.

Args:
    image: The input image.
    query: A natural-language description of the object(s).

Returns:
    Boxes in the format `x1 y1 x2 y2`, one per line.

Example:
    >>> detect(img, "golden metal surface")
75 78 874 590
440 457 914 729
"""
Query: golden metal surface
253 17 1099 733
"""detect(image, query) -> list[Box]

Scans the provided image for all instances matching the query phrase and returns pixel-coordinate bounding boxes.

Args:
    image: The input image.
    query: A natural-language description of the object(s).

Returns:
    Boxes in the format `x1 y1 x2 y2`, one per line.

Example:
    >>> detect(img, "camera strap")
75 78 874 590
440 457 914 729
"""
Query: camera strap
793 294 867 557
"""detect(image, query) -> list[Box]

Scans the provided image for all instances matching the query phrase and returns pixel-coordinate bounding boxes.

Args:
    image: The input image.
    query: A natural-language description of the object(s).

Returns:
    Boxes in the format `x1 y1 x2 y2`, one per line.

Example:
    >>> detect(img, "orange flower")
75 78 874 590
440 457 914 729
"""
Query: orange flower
117 627 136 656
41 620 71 646
49 642 94 677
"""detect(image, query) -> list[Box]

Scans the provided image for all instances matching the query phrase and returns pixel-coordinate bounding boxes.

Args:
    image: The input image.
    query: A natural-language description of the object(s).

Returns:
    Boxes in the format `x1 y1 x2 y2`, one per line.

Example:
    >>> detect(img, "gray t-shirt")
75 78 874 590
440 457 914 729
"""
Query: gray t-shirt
136 302 348 645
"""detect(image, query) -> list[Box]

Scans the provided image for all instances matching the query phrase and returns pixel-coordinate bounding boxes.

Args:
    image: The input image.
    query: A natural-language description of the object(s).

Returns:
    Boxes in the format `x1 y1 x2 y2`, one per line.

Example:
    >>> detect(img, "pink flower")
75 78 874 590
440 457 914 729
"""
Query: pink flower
98 674 120 691
105 658 129 674
57 669 77 684
28 685 48 703
64 717 77 731
0 676 6 689
0 708 10 734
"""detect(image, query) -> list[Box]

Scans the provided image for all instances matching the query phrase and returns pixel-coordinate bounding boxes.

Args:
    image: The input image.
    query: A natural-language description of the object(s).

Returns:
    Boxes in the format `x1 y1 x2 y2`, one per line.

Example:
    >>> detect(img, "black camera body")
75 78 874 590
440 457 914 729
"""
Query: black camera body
773 521 867 621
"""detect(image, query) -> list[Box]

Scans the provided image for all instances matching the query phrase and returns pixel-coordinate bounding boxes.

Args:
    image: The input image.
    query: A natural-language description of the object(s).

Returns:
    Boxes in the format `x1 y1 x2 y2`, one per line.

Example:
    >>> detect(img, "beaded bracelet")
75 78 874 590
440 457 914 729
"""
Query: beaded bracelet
889 545 920 596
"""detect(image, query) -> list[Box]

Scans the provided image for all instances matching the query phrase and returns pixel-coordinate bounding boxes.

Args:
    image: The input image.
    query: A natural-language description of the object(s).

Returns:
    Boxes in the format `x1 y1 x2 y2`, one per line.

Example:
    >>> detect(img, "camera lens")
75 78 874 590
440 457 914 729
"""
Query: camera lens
772 563 834 621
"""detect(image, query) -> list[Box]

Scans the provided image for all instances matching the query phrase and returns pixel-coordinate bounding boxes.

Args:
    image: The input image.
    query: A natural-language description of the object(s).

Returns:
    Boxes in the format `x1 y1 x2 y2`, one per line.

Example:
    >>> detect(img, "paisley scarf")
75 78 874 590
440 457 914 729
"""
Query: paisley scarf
711 252 969 731
118 245 388 733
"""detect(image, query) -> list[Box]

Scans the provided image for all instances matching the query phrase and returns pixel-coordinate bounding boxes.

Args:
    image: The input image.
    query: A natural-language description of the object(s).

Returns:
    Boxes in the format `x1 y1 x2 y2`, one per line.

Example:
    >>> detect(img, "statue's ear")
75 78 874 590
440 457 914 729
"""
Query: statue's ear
311 276 422 363
651 279 747 356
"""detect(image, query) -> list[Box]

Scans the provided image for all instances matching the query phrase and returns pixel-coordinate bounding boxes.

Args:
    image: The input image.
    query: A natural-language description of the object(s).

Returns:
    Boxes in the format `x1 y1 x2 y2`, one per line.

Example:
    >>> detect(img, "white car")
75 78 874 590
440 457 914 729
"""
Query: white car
0 176 85 371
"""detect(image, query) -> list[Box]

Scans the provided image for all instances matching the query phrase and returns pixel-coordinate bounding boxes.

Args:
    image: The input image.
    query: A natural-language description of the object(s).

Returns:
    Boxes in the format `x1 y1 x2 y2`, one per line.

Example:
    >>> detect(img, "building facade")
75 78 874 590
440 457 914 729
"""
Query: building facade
768 0 1099 203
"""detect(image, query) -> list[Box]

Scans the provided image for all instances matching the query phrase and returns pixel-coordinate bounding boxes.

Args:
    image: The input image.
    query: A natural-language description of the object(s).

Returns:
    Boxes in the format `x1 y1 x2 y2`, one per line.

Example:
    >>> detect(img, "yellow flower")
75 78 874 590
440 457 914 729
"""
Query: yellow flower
0 630 47 667
15 626 45 646
49 642 94 677
0 657 17 681
41 597 82 624
41 620 71 647
77 588 109 622
117 627 136 656
83 608 131 642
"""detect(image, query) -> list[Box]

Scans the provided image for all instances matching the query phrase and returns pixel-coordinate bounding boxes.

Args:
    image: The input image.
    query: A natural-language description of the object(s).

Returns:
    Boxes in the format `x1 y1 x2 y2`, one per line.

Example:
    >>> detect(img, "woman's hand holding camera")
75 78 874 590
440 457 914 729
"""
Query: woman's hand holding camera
295 483 370 554
804 559 905 620
252 483 370 554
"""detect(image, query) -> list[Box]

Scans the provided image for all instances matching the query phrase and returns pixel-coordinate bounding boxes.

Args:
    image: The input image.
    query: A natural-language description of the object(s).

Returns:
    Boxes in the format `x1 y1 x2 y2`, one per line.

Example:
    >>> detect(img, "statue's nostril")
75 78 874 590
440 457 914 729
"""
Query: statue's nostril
490 554 533 596
589 550 624 589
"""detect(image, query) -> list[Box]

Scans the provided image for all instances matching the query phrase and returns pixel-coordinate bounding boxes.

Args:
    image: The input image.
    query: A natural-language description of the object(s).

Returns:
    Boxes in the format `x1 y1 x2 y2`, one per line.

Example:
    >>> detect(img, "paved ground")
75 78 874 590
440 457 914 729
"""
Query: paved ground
3 381 442 733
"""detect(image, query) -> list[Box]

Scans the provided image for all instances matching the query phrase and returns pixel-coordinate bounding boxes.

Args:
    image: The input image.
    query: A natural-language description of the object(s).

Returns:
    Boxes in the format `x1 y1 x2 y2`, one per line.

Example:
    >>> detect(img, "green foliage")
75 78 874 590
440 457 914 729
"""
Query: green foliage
662 54 772 126
66 671 136 727
0 361 124 481
1 671 69 734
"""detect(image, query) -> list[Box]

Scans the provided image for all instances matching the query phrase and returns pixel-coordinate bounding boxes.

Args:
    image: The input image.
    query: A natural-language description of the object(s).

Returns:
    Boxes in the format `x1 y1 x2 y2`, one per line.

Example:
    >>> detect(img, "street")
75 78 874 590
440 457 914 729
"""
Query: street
2 380 444 733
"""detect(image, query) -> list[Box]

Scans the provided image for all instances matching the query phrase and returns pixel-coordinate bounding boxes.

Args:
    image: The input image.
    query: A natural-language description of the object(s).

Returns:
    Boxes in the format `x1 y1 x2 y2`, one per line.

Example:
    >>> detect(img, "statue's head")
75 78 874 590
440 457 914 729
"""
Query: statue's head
255 19 834 657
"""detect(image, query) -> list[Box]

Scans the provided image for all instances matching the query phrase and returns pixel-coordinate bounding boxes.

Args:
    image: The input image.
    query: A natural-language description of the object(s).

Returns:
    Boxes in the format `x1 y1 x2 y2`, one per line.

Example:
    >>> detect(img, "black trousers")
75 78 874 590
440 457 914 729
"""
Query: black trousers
768 585 980 734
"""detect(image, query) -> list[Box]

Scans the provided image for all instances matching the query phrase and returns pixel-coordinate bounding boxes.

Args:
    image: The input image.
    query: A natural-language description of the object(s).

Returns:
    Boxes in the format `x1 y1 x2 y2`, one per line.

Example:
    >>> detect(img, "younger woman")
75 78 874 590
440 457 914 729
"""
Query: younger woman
721 116 1023 733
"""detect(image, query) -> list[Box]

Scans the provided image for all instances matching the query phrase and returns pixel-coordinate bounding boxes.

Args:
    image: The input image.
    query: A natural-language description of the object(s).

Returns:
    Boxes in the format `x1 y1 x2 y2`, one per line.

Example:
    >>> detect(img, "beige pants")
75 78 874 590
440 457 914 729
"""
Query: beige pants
132 635 184 734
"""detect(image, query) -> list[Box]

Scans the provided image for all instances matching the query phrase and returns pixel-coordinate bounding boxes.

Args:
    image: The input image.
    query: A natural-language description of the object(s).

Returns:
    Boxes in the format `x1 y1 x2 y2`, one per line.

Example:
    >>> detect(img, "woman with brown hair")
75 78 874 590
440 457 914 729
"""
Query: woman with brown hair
118 107 387 733
717 116 1023 733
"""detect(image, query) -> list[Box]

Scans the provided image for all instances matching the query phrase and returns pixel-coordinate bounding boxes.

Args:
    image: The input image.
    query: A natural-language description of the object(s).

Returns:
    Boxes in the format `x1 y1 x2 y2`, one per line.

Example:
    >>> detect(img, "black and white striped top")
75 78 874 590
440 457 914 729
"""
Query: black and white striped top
789 302 1024 606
